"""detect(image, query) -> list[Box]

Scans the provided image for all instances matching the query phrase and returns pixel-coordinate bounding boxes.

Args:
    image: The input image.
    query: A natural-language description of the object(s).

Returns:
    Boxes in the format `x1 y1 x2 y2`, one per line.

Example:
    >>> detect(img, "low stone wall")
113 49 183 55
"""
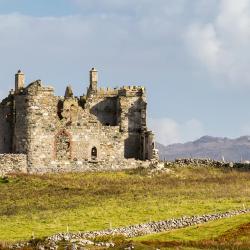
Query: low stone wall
47 209 250 240
25 208 248 250
27 159 156 174
0 154 28 176
0 153 157 175
165 158 250 170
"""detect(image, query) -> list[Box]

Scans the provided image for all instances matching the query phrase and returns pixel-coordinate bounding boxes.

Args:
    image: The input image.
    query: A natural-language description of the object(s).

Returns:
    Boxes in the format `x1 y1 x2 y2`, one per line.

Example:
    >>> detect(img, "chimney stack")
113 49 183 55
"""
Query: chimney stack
15 70 25 93
89 67 98 92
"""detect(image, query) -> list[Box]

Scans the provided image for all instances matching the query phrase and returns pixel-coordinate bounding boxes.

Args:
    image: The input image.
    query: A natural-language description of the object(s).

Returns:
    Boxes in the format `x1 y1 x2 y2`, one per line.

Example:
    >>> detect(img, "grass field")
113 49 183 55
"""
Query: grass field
0 166 249 243
133 213 250 249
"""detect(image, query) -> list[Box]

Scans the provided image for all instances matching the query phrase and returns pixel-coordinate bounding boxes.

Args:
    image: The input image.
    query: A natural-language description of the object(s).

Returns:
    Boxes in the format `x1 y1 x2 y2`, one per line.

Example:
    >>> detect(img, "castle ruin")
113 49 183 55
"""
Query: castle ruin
0 68 158 174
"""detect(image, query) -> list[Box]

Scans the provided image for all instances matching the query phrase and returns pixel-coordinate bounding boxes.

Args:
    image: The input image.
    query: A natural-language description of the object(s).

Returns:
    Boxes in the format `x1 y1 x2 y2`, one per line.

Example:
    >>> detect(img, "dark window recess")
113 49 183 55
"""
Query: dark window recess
91 147 97 160
57 100 64 120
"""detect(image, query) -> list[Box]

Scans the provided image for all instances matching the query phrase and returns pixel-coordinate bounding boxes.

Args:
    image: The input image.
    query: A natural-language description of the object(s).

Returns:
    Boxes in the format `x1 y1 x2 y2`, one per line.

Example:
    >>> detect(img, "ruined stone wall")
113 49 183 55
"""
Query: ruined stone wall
0 154 27 176
84 86 148 160
0 97 13 153
0 69 157 173
21 82 141 172
24 82 59 171
13 94 29 153
89 95 118 126
118 88 147 159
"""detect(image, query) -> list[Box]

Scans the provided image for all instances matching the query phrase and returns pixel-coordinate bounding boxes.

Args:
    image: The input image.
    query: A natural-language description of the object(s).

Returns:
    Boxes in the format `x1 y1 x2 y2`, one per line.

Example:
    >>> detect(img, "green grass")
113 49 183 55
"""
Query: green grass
134 213 250 242
133 214 250 250
0 166 249 242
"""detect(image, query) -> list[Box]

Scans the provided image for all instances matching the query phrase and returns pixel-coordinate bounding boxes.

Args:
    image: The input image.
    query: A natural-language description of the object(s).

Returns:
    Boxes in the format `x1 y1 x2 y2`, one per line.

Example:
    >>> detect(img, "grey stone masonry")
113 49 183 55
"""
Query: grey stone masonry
0 154 27 176
0 68 159 174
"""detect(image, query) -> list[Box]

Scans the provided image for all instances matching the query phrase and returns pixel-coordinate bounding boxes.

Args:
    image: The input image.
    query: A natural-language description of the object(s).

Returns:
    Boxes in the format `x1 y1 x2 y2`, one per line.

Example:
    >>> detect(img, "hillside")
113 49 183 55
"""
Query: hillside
157 135 250 162
0 167 249 243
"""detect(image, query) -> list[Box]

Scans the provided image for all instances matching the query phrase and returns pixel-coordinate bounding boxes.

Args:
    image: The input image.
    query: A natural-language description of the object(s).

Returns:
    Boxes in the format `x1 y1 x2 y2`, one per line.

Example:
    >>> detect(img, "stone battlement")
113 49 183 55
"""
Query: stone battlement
95 86 145 97
96 87 119 96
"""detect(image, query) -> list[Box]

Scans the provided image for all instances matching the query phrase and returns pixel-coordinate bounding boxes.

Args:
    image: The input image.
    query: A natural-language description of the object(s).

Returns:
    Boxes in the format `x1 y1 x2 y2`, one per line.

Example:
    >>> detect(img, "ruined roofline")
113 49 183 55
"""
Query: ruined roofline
2 68 146 101
97 85 146 92
93 85 146 96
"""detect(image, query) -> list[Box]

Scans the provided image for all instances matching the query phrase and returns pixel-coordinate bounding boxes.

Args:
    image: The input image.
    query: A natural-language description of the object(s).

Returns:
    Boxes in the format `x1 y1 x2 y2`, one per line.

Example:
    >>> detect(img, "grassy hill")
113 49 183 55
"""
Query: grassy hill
0 166 249 243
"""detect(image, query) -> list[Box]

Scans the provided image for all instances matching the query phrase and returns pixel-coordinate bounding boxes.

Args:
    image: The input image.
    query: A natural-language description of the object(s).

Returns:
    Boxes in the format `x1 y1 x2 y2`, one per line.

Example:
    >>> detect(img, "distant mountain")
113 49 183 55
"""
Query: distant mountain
156 136 250 162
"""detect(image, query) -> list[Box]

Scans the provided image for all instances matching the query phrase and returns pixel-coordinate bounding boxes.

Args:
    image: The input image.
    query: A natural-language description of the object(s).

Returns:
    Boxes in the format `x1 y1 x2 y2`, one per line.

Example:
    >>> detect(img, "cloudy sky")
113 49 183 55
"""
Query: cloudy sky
1 0 250 145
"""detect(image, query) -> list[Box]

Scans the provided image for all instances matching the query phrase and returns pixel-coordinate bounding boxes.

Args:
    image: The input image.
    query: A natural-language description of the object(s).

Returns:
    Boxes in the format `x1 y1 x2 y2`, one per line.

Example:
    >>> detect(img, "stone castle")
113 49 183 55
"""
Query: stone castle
0 68 158 174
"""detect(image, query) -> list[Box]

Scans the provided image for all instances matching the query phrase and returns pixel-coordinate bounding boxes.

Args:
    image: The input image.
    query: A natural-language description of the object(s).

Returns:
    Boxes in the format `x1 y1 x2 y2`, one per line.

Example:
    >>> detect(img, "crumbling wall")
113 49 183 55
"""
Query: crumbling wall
0 154 27 176
0 96 13 154
118 87 147 159
20 82 131 171
89 96 118 126
1 67 157 172
24 81 58 171
13 94 28 153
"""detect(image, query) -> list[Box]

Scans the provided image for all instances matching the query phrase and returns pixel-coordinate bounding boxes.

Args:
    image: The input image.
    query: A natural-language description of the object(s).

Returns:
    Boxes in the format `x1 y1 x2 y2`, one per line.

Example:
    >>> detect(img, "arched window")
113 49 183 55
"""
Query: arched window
55 130 71 160
91 147 97 160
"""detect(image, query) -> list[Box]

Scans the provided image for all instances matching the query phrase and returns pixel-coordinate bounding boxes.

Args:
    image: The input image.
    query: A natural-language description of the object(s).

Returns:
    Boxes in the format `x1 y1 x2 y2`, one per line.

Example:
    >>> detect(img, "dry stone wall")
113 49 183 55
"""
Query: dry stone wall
47 209 250 240
165 158 250 170
12 209 249 249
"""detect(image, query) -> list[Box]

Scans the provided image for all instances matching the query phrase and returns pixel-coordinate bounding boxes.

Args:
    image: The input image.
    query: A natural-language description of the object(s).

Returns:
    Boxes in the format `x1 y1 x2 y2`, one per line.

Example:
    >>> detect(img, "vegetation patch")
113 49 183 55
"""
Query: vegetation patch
0 167 249 242
134 213 250 250
0 176 9 184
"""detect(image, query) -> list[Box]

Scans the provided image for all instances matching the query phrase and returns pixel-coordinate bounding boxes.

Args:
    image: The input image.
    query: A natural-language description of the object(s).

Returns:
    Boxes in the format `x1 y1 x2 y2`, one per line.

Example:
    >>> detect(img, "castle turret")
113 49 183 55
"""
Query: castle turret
15 70 25 93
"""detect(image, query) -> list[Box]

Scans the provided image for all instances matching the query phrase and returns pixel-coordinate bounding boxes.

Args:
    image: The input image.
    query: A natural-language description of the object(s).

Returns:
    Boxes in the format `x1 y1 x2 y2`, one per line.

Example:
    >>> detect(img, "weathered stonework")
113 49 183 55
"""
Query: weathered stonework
0 68 158 174
0 154 27 176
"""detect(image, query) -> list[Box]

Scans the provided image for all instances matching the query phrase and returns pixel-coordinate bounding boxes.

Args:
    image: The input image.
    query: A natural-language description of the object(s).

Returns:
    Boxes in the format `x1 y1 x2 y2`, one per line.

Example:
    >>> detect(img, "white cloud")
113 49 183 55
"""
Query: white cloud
185 0 250 86
149 118 205 145
148 118 181 145
0 7 187 99
186 23 221 70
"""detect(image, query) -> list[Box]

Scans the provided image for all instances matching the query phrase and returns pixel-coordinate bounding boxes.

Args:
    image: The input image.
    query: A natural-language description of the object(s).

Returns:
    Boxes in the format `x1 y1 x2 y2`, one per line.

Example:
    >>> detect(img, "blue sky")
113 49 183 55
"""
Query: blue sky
1 0 250 145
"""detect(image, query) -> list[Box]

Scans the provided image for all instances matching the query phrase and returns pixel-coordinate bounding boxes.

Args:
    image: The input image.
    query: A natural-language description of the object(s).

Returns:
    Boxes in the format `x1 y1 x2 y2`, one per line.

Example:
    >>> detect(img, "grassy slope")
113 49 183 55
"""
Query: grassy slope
134 213 250 242
133 214 250 250
0 166 249 242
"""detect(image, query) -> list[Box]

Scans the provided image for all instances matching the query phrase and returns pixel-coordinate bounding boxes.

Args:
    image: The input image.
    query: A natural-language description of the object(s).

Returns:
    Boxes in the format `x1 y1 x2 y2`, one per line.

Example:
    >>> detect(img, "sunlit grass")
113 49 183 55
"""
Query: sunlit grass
0 166 249 242
133 214 250 250
134 213 250 242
